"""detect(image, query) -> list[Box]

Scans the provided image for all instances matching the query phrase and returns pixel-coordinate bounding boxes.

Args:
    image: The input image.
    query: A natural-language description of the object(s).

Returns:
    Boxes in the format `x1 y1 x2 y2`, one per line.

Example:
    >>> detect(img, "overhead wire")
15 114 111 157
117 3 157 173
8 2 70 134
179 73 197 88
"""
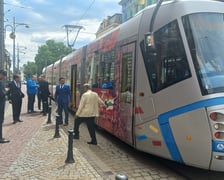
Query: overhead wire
63 0 96 46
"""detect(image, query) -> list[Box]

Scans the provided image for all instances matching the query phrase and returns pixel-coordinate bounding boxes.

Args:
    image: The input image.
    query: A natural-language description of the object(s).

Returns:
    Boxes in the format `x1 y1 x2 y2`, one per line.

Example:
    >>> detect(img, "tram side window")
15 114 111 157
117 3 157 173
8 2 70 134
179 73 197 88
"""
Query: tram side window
146 20 191 93
121 52 133 93
100 51 115 89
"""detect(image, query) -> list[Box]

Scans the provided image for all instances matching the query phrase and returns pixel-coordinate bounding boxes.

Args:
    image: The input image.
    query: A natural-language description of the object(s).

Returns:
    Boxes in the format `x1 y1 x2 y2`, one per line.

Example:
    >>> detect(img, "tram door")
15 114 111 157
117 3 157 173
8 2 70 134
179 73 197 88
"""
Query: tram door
119 43 135 144
70 64 79 111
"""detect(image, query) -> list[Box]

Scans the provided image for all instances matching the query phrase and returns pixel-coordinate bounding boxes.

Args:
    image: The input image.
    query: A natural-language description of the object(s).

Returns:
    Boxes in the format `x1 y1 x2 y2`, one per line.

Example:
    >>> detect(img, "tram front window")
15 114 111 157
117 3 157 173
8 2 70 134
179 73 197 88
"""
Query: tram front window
183 13 224 95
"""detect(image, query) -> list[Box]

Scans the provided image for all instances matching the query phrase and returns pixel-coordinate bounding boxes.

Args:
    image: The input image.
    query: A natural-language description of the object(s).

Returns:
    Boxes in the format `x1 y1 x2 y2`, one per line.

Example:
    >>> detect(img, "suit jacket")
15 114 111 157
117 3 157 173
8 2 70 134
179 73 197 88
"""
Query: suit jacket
76 90 104 117
0 80 6 102
54 84 71 104
8 81 24 102
38 79 50 98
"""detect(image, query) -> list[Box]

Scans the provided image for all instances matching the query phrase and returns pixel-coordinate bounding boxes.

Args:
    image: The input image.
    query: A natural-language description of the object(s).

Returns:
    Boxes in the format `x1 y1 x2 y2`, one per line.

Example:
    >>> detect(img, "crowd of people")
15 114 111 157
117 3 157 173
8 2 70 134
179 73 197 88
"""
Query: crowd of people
0 69 105 146
0 72 51 143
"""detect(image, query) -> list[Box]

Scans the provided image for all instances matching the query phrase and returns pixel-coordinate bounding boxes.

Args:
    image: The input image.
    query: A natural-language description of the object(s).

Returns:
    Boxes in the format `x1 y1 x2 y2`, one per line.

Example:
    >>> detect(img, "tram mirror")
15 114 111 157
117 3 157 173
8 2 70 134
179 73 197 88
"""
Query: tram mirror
145 32 156 53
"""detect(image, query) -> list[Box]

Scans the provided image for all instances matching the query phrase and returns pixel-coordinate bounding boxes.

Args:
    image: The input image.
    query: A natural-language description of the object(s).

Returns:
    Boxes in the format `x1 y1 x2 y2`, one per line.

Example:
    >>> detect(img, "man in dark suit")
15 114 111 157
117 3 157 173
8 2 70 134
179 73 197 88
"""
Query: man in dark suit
37 76 42 111
8 74 25 124
0 70 10 143
38 75 50 116
54 77 71 126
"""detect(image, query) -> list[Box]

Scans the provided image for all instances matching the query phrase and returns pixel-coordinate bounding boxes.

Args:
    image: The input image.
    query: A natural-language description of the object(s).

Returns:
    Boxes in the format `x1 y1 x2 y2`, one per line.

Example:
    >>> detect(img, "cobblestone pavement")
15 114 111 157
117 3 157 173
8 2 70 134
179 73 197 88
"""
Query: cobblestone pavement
0 85 185 179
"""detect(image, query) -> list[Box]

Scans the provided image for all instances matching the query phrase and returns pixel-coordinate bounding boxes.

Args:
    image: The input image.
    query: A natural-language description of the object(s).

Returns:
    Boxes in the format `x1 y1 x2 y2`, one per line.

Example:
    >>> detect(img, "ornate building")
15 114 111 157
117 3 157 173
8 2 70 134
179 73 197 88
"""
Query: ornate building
95 0 160 37
119 0 158 22
95 13 122 38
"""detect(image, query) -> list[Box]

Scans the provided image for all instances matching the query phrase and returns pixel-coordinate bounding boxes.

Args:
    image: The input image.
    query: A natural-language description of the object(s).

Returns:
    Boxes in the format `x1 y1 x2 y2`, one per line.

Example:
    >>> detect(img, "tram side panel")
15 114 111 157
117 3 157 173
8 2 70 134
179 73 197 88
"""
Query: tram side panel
133 4 174 160
65 48 85 110
85 32 120 138
81 13 141 145
133 1 218 169
169 108 211 169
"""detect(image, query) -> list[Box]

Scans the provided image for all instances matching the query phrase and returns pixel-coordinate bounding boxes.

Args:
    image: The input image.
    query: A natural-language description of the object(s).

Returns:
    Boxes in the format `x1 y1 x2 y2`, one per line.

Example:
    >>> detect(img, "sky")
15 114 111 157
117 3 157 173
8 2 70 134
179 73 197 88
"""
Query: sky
4 0 121 66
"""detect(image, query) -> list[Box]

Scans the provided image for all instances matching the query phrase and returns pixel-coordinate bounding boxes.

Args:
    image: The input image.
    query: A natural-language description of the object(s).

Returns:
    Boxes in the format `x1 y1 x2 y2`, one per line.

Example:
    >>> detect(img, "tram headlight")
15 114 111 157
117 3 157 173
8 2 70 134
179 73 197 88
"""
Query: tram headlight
213 123 224 130
214 123 219 130
210 112 218 121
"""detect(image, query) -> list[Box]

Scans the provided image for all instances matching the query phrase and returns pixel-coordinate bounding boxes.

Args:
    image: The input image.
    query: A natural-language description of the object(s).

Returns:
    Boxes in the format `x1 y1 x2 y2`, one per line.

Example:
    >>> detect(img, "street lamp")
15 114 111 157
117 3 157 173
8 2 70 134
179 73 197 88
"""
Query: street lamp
17 43 26 70
0 0 4 70
6 17 29 74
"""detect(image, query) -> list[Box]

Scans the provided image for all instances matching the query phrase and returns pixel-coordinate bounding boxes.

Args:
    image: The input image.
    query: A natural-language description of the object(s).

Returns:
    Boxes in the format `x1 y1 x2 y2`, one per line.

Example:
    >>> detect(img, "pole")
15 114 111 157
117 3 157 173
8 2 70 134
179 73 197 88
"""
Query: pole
65 129 75 163
115 174 128 180
0 0 4 69
17 43 19 70
46 105 52 124
54 115 61 138
12 17 16 74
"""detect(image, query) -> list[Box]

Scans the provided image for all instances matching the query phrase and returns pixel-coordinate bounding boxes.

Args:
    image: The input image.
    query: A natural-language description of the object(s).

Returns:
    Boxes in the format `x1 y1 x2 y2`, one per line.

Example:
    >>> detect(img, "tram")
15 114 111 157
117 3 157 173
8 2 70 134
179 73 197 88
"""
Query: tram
44 0 224 171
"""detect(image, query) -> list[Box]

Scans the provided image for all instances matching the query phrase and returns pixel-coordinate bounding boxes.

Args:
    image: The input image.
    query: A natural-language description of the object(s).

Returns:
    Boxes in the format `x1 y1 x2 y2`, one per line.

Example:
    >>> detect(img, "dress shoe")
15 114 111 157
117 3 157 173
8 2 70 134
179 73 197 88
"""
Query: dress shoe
0 138 10 143
43 113 47 116
12 121 17 124
87 141 97 145
18 120 23 122
63 123 68 126
73 135 80 139
59 121 63 125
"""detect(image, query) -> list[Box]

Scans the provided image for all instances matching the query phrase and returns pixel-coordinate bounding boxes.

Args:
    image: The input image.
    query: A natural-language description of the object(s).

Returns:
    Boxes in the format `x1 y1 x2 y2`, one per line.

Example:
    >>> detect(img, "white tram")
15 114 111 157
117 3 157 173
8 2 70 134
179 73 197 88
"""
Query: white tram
44 0 224 171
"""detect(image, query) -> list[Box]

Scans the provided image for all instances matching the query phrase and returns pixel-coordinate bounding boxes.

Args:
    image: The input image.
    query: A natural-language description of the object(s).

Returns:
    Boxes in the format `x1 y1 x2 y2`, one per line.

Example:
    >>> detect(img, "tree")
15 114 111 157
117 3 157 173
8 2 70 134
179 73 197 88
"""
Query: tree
34 40 73 75
23 62 37 79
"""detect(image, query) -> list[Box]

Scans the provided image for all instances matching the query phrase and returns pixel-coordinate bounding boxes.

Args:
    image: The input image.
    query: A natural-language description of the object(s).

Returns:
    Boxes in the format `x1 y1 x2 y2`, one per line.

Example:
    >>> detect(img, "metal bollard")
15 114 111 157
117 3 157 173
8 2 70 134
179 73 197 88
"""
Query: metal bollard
65 129 75 163
115 174 128 180
0 123 10 143
54 115 61 138
46 105 52 124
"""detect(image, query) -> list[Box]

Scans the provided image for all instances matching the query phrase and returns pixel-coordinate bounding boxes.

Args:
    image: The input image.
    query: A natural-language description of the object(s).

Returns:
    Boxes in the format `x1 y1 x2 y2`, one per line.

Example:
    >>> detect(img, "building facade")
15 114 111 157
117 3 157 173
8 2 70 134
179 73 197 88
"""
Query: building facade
119 0 158 22
95 0 160 37
95 13 122 38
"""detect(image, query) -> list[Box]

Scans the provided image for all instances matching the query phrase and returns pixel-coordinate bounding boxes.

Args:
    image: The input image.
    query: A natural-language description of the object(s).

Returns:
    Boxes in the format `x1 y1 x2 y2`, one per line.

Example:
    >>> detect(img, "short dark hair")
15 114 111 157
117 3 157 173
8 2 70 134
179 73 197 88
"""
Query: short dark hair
59 77 65 81
0 69 7 76
13 74 20 80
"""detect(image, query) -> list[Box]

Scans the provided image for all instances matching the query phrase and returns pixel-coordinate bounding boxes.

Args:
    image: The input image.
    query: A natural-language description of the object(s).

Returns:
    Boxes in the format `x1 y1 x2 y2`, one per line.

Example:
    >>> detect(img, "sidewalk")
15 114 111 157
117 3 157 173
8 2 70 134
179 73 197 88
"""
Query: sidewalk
0 85 115 180
0 85 183 180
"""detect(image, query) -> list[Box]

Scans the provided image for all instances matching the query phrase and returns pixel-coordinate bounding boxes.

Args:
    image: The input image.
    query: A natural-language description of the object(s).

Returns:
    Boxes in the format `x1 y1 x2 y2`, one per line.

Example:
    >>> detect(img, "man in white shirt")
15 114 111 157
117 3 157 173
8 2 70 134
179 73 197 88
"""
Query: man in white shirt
73 83 104 145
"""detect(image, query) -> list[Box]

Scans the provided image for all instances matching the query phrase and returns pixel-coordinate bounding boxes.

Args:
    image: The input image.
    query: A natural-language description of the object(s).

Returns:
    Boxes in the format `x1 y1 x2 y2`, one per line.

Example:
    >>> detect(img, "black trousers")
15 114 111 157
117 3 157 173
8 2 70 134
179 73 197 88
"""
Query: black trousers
12 98 22 122
74 117 97 142
0 101 5 139
37 93 42 110
0 101 5 124
28 94 35 112
41 95 48 114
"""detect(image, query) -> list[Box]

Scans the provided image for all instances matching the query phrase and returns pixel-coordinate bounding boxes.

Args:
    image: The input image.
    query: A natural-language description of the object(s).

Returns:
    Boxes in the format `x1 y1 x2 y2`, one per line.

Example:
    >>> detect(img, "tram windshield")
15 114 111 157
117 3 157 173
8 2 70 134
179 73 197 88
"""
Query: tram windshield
182 13 224 95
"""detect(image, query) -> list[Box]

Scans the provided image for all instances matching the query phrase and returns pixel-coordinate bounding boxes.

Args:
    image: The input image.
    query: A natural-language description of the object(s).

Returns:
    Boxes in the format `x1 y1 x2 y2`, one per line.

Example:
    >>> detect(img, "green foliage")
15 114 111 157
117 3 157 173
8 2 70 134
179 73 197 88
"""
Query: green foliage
32 40 73 76
23 62 37 79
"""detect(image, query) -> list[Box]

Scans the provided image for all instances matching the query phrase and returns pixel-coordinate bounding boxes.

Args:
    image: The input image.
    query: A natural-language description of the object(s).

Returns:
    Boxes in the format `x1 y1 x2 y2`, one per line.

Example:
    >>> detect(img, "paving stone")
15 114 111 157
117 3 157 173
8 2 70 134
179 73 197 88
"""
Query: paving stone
0 85 186 180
